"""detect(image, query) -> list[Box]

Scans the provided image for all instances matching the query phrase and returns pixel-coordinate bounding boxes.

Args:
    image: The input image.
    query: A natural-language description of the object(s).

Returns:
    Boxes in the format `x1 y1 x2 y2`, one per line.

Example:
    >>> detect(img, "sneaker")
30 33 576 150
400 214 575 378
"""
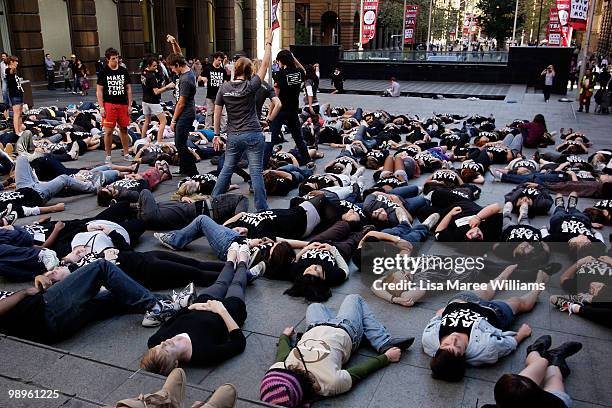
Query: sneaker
566 192 578 209
172 282 196 308
124 153 134 162
142 299 180 327
69 142 79 160
503 201 513 218
238 244 251 266
153 232 179 250
0 203 18 225
117 367 187 407
377 336 415 354
104 155 112 164
248 261 266 284
550 294 585 309
422 213 440 230
489 168 502 182
554 194 565 208
517 202 529 222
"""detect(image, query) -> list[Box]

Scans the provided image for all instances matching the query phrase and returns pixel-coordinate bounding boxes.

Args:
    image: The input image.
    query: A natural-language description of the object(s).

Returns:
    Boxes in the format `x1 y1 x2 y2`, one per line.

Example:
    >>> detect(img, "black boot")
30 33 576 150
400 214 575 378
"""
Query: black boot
526 335 551 357
546 342 583 378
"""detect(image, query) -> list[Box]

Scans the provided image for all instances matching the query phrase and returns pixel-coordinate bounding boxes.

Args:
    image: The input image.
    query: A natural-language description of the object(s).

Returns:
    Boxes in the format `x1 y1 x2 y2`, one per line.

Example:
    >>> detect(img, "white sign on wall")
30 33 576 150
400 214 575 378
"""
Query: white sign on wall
570 0 589 21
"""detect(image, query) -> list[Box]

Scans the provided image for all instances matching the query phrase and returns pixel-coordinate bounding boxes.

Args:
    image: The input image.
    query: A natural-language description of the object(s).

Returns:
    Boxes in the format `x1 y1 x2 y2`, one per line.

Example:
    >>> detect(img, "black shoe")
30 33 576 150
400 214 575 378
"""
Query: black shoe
210 156 220 165
577 108 583 112
526 335 551 357
541 262 562 276
378 337 415 354
546 342 583 378
554 195 565 208
566 194 578 209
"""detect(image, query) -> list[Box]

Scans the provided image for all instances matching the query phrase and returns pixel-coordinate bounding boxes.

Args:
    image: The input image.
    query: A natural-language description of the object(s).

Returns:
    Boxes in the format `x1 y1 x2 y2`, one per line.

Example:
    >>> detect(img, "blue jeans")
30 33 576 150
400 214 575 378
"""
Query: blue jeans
382 221 429 243
15 156 95 202
43 260 157 339
306 294 392 352
2 79 9 105
91 165 121 185
277 164 313 183
501 172 567 185
550 206 590 226
165 214 240 259
212 131 268 211
388 185 428 214
353 125 378 149
268 110 311 165
175 111 198 176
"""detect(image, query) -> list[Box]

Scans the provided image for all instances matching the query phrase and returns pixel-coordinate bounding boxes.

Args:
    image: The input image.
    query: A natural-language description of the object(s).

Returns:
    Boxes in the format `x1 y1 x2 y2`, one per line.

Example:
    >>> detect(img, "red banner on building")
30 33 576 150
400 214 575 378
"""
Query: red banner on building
556 0 574 45
361 0 379 45
403 4 419 44
547 8 562 46
271 0 281 31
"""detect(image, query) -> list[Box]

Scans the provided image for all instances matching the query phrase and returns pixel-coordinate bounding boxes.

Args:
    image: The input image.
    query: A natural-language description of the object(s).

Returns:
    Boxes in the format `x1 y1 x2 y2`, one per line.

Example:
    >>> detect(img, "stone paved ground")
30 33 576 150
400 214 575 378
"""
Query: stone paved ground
0 87 610 408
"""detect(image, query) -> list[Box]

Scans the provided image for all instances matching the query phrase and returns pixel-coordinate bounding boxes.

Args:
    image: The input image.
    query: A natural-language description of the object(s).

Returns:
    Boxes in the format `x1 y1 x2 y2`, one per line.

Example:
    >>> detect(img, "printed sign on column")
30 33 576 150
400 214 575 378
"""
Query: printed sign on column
404 4 419 44
548 8 562 46
361 0 379 45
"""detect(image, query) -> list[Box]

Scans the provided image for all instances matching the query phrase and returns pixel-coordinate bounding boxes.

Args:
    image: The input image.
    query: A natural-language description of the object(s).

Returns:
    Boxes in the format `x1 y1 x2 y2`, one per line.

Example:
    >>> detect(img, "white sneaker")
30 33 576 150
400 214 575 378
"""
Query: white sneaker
172 282 196 308
503 201 513 218
248 261 266 283
124 153 134 161
422 213 440 230
105 155 112 164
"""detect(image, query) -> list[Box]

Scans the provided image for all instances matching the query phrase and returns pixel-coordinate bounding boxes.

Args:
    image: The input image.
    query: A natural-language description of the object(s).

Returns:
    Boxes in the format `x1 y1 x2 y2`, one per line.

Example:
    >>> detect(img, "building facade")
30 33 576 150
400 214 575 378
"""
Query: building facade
0 0 286 81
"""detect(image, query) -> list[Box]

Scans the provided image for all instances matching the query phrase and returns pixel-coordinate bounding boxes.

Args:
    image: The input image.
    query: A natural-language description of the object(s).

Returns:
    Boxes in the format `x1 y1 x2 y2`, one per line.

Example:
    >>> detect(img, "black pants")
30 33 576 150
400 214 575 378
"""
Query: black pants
198 260 247 303
578 303 612 327
46 70 55 90
308 220 365 259
269 110 311 165
543 85 552 101
175 112 198 176
30 155 79 181
118 250 226 289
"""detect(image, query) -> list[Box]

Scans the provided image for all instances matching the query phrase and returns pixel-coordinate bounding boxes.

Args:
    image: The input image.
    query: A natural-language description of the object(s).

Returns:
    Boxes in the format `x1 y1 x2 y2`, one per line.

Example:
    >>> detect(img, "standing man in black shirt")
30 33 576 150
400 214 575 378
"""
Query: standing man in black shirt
140 56 175 143
266 49 311 166
202 52 229 130
166 35 199 177
96 47 133 164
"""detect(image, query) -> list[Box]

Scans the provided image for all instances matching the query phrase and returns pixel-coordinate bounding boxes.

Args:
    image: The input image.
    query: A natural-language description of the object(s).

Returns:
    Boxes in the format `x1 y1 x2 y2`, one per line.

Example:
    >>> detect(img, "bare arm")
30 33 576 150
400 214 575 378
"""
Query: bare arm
257 29 274 81
96 85 104 112
476 203 502 220
267 96 282 122
0 289 37 316
167 35 182 55
126 84 132 109
213 104 223 136
223 212 245 226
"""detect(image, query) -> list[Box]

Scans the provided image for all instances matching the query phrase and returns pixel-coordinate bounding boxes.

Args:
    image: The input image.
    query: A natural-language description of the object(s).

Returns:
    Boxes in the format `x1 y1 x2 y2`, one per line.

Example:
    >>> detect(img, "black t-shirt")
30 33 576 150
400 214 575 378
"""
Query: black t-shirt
97 65 131 105
227 207 308 239
22 222 54 245
147 295 246 365
5 69 24 98
291 248 346 286
305 174 341 189
178 174 218 195
435 200 503 242
0 293 47 342
176 70 197 112
0 188 43 210
203 66 229 100
141 70 161 104
501 224 543 242
510 159 538 172
337 200 366 221
545 217 600 242
438 301 499 340
594 199 612 211
275 67 305 113
374 176 407 189
461 161 484 174
486 146 510 164
432 169 461 185
363 194 401 225
271 173 298 196
255 80 276 118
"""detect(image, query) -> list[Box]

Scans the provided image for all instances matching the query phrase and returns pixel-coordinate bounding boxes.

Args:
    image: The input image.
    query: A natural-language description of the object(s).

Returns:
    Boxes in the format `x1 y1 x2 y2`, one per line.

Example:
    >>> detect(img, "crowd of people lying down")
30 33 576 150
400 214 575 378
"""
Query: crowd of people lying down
0 91 610 408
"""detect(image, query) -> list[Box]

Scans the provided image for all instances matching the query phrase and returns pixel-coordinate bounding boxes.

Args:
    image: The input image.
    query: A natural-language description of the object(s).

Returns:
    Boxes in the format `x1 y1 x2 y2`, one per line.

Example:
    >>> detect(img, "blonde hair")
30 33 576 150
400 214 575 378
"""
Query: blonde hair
234 57 254 80
140 348 176 376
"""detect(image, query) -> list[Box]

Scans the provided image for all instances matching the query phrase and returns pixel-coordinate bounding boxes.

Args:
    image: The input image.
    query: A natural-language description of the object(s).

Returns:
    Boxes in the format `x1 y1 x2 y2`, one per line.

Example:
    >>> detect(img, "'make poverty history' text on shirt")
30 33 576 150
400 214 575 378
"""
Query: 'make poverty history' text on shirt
97 65 131 105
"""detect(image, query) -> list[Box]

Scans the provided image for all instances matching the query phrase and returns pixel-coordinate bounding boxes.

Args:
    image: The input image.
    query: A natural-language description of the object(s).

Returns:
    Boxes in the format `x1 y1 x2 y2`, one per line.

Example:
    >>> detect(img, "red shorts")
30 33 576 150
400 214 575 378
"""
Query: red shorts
103 102 130 129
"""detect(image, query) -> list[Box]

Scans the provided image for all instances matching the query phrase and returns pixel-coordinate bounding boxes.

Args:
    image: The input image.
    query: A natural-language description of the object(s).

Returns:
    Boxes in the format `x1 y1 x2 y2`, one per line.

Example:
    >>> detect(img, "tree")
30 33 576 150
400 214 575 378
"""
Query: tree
378 0 405 31
477 0 523 47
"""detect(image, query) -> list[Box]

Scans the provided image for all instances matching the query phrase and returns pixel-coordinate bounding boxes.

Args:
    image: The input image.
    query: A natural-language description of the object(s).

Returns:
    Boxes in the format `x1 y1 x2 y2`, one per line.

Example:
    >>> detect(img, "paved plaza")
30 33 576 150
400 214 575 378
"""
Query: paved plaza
0 87 610 408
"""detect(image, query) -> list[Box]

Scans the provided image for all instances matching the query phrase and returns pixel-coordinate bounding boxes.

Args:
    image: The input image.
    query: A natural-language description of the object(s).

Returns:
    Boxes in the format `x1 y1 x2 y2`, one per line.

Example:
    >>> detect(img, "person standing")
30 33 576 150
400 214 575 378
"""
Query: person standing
140 56 175 143
96 47 133 163
599 65 610 91
541 65 555 102
578 68 596 113
167 34 199 177
44 53 55 91
59 56 72 92
331 66 345 94
267 49 311 166
202 52 229 130
210 29 274 212
6 56 24 135
0 53 8 105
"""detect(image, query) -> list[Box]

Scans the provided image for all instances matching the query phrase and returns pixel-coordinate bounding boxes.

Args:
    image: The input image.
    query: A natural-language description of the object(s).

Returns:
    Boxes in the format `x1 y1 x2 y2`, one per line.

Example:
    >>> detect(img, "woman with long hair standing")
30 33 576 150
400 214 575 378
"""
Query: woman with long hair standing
5 56 24 135
302 64 320 121
210 29 274 211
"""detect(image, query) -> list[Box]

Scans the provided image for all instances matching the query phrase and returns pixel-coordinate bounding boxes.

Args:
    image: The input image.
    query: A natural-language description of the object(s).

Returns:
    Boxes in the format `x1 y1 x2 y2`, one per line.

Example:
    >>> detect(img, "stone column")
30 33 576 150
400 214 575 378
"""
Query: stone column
281 0 295 49
6 0 44 81
154 0 178 56
243 0 258 57
66 0 100 74
117 0 144 73
193 0 211 59
215 0 235 54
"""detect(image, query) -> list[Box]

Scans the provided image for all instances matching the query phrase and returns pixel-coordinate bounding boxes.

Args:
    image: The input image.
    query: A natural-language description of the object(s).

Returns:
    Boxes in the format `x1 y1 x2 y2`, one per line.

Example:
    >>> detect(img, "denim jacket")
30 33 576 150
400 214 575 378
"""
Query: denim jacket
421 315 518 366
